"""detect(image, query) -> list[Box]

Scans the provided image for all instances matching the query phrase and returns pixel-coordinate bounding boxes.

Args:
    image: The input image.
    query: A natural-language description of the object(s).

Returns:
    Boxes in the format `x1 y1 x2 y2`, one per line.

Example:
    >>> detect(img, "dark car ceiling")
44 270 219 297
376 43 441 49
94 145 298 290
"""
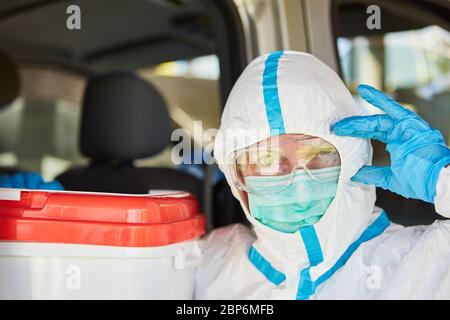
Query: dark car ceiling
0 0 215 73
334 0 450 38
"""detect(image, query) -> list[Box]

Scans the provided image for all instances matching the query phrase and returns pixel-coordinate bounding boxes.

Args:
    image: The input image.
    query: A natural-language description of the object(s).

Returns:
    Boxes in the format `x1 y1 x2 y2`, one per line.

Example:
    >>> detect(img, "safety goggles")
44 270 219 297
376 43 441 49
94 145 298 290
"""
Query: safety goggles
229 135 341 194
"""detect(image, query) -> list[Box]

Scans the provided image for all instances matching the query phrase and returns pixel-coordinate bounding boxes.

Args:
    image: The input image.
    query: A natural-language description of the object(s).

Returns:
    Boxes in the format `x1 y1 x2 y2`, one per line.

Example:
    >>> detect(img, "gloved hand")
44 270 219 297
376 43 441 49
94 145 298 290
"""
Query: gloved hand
333 84 450 203
0 172 64 190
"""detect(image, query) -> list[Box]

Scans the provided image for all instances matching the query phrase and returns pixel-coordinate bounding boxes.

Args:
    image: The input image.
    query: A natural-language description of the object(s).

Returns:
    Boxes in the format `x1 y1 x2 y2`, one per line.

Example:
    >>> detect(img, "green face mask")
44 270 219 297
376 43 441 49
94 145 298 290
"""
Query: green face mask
245 166 340 233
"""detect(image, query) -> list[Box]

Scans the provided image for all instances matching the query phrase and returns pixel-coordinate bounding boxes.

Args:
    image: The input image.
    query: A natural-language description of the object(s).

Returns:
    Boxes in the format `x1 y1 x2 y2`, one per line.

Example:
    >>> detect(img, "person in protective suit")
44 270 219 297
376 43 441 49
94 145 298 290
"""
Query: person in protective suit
195 51 450 299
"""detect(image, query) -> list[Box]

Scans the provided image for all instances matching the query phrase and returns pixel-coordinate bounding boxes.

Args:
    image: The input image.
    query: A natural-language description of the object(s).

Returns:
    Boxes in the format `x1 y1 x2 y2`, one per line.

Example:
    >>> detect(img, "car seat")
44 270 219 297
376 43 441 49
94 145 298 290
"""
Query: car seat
57 72 203 204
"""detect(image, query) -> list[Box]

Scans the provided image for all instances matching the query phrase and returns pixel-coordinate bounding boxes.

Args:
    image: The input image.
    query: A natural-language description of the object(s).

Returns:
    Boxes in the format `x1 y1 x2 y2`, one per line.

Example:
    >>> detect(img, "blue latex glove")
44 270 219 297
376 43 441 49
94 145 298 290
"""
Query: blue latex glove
0 172 64 190
333 84 450 203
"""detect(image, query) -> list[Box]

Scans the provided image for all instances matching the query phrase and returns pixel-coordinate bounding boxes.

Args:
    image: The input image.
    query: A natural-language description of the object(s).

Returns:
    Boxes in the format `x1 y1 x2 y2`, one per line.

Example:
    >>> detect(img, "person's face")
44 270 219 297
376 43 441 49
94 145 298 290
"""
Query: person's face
230 133 341 207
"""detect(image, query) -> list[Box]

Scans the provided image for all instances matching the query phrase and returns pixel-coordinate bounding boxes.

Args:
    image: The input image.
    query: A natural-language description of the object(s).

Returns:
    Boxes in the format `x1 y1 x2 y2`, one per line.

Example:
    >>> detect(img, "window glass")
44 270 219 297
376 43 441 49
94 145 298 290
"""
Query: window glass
337 25 450 165
138 54 221 168
0 66 87 180
0 55 221 179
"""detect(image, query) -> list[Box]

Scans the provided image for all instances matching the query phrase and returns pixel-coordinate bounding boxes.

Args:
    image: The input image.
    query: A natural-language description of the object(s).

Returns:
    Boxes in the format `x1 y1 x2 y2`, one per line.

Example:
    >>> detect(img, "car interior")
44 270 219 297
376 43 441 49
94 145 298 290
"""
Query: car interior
333 0 450 226
0 0 448 230
56 71 205 206
0 0 248 229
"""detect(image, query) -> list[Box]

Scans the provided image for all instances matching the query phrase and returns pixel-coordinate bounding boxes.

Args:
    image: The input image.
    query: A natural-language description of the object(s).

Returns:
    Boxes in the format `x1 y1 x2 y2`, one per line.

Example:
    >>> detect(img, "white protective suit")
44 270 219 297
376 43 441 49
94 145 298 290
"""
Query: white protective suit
195 51 450 300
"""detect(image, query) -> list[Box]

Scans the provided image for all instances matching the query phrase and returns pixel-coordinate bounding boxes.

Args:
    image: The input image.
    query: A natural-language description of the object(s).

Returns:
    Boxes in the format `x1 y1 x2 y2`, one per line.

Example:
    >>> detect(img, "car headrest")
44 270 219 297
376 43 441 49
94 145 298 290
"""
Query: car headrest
80 72 172 161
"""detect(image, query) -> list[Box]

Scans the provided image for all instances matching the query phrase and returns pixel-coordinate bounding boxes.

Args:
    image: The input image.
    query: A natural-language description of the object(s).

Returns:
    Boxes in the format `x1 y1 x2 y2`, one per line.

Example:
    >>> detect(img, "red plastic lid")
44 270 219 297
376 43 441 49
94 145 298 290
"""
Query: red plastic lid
0 190 205 247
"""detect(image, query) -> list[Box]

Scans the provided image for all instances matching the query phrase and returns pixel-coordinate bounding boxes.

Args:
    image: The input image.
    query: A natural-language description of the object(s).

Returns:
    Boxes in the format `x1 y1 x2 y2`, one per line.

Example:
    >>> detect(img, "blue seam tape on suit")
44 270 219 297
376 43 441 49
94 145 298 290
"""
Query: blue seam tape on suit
247 211 390 299
308 211 390 295
297 225 324 299
299 225 324 266
248 246 286 285
262 51 286 136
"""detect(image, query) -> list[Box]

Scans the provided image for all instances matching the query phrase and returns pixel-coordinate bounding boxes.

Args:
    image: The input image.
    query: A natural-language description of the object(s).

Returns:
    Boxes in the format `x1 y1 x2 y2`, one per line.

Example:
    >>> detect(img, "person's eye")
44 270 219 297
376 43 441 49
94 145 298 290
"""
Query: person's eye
257 156 290 176
307 151 340 169
277 157 291 174
313 150 337 160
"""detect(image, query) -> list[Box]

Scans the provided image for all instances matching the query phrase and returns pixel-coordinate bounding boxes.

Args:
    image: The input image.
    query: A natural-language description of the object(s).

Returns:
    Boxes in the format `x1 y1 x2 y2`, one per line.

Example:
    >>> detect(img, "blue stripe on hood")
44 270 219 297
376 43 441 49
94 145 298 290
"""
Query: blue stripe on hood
263 51 286 136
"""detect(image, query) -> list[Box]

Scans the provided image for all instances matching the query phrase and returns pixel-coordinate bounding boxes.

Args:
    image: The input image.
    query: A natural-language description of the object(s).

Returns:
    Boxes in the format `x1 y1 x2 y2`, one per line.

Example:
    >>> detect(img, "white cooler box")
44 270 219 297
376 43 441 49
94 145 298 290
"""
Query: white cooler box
0 189 205 300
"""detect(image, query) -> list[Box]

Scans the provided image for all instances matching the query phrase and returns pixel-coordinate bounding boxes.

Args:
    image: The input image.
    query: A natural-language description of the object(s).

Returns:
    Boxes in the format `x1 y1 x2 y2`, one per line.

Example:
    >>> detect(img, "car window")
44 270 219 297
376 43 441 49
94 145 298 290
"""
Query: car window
336 25 450 166
0 66 87 180
138 54 221 168
0 55 221 179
